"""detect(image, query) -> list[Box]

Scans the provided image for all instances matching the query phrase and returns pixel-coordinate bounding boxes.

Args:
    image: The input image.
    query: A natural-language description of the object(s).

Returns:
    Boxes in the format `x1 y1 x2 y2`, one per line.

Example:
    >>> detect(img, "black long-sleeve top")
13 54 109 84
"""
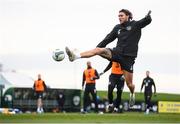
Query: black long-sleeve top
141 76 156 94
97 14 152 57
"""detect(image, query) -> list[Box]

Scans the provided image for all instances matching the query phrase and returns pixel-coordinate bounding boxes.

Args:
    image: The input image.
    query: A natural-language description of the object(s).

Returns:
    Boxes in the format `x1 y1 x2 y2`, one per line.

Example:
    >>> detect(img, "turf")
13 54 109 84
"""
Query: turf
0 112 180 123
97 91 180 102
1 92 179 123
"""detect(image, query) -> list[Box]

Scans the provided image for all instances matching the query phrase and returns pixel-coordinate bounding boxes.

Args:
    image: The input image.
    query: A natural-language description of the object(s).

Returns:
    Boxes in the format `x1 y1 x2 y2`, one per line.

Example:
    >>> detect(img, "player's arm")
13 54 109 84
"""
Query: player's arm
140 79 145 92
152 79 156 94
136 10 152 29
96 25 118 48
93 70 100 80
100 61 112 76
43 81 47 91
33 82 35 90
82 71 86 88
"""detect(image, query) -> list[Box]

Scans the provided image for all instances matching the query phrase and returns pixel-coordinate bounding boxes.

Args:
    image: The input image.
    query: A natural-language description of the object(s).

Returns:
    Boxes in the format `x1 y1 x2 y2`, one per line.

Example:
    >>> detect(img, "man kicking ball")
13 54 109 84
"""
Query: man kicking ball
65 9 152 106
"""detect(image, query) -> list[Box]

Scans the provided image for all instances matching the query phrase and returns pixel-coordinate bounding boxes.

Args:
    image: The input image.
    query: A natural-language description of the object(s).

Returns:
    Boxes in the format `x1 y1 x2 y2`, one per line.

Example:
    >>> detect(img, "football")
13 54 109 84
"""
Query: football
52 49 65 61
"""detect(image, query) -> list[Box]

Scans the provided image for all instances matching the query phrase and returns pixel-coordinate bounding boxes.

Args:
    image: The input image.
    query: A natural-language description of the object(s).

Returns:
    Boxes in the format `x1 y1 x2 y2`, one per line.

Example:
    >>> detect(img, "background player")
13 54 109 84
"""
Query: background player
100 61 125 112
33 74 47 113
141 71 156 114
82 61 100 113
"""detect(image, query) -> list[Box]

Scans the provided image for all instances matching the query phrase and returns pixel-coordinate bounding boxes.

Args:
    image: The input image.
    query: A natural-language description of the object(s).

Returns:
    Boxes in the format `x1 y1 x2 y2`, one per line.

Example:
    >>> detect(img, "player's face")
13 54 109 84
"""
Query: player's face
87 61 91 68
146 71 150 77
118 12 129 24
38 74 41 80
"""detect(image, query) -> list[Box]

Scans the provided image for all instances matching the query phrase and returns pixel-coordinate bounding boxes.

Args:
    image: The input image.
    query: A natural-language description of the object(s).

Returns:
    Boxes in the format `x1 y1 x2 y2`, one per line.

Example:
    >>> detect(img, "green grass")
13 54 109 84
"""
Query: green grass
1 92 179 123
96 91 180 102
0 112 180 123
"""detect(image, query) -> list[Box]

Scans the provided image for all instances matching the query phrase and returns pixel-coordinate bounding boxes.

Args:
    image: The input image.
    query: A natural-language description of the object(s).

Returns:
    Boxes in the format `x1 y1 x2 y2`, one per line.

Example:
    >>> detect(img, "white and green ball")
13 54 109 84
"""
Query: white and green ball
52 49 65 61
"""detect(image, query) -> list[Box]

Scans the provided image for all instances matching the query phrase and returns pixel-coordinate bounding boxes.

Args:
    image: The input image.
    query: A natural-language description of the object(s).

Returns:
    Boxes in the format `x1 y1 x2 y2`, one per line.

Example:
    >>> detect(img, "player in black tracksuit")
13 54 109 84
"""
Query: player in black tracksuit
66 9 152 107
82 61 99 113
141 71 156 114
100 61 125 112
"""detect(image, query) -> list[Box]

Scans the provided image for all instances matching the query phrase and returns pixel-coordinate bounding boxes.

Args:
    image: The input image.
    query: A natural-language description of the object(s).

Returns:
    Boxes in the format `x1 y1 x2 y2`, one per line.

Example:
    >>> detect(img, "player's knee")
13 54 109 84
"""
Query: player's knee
127 83 133 88
93 48 103 55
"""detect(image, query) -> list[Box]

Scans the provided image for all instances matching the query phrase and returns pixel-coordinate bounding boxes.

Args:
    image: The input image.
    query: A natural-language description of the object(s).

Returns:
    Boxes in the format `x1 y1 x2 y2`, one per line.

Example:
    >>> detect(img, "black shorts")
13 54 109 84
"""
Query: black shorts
35 91 43 99
109 74 125 90
85 83 96 93
109 48 136 73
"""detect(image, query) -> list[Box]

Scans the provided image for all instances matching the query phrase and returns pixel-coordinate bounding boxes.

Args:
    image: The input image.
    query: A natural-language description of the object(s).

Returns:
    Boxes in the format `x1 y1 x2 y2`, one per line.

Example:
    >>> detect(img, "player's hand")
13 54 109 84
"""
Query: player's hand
120 75 125 81
146 10 151 17
82 85 85 90
148 10 151 15
90 77 94 81
99 72 104 76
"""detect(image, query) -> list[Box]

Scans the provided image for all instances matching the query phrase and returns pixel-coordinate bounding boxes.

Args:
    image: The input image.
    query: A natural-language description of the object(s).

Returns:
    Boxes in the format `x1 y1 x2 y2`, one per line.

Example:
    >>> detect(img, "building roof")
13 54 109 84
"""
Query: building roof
0 72 34 88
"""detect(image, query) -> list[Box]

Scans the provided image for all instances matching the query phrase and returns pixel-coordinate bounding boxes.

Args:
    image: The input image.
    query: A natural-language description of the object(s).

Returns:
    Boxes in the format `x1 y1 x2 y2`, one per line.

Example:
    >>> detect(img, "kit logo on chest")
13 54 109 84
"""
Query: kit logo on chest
126 26 132 31
118 29 121 35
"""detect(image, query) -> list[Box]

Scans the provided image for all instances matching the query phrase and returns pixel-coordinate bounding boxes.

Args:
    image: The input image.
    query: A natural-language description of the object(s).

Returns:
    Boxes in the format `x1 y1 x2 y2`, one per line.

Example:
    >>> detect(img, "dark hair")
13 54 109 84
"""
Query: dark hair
119 9 133 20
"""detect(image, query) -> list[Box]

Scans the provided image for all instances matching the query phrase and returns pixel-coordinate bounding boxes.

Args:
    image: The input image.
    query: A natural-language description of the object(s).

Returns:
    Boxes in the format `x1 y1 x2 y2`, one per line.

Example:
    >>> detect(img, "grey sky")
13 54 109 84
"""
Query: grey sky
0 0 179 93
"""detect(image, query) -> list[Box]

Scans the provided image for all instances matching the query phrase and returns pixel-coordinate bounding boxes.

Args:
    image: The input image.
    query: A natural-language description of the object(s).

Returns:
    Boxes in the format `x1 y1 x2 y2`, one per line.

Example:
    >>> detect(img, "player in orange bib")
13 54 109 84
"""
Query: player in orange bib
82 61 100 113
33 74 47 113
100 61 124 112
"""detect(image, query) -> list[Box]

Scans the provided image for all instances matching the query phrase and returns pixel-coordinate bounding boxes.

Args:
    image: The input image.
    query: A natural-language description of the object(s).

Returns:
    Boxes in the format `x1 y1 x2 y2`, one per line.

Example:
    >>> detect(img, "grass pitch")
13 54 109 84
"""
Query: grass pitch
0 112 180 123
1 92 179 123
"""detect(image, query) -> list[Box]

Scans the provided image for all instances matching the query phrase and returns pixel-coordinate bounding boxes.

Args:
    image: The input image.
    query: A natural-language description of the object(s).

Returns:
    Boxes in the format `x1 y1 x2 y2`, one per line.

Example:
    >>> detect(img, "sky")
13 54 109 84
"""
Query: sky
0 0 179 93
